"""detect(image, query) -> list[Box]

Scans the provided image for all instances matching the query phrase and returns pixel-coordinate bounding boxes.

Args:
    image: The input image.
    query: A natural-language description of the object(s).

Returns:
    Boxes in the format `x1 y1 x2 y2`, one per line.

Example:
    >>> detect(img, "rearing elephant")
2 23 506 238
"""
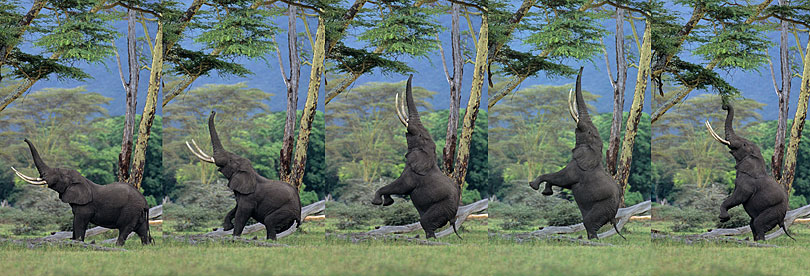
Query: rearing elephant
371 75 461 239
528 67 624 240
705 104 793 241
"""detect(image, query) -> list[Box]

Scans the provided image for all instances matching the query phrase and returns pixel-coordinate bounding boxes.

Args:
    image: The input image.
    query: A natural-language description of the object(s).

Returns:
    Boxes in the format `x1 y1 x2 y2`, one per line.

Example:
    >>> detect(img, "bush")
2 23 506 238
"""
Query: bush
715 206 748 229
299 190 319 206
166 202 221 232
624 190 644 206
380 203 419 226
543 201 582 226
790 193 807 209
671 184 727 214
461 184 482 205
498 181 571 210
328 202 377 230
491 202 540 230
670 207 712 232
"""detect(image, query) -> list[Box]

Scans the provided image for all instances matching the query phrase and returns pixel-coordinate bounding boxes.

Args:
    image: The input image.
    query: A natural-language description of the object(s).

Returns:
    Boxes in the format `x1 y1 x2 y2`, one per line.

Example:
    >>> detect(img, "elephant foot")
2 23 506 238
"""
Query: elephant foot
541 189 553 196
718 213 730 222
223 222 234 231
529 181 540 190
382 197 394 206
371 196 383 205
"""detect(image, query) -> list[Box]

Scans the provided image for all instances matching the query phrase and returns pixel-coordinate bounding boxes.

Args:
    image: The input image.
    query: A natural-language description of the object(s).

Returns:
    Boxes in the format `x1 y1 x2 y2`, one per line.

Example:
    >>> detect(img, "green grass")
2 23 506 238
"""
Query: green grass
2 219 810 275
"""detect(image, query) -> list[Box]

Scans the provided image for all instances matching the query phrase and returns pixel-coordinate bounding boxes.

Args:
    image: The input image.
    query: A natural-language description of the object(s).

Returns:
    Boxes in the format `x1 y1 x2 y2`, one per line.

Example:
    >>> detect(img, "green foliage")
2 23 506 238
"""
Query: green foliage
380 203 419 226
670 207 712 232
194 6 278 58
491 201 538 230
327 201 376 230
461 184 482 205
543 201 582 227
715 206 748 229
670 184 727 214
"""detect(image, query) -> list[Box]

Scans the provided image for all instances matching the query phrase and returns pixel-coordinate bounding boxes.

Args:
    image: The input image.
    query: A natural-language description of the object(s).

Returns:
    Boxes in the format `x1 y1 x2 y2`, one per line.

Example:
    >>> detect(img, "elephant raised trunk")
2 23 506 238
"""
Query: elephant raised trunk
208 111 226 159
723 104 737 140
404 74 421 126
573 67 589 124
24 138 49 174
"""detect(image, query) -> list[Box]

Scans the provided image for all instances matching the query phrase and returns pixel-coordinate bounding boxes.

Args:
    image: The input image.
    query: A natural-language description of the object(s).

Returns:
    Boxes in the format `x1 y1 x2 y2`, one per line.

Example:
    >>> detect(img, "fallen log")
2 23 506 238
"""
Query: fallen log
304 215 325 221
698 204 810 240
39 205 163 241
795 218 810 224
366 199 489 237
491 232 613 246
149 220 163 226
630 215 650 221
529 201 651 239
467 214 488 220
652 231 778 248
326 232 449 246
202 200 326 239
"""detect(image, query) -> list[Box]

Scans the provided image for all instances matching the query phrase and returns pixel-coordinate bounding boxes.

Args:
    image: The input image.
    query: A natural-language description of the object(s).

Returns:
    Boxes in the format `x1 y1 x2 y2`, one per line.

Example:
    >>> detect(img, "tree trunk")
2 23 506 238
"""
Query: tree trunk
606 7 628 175
290 16 326 189
772 0 791 181
780 37 810 193
118 8 140 183
442 3 463 175
129 22 163 190
452 14 487 190
280 4 301 182
616 19 651 205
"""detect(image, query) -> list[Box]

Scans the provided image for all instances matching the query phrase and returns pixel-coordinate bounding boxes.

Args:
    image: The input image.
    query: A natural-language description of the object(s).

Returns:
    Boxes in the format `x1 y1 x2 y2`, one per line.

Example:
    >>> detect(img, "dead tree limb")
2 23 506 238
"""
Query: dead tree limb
365 199 488 237
325 232 449 246
652 231 778 248
698 204 810 240
202 200 326 238
529 200 651 239
40 205 162 241
167 235 288 247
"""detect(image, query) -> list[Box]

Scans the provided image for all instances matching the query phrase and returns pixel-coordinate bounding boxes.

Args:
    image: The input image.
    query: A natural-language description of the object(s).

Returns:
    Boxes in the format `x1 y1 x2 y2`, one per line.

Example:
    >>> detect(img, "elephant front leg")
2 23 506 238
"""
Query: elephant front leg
223 206 237 231
372 177 413 206
719 185 751 222
72 217 88 242
530 165 576 196
232 206 252 237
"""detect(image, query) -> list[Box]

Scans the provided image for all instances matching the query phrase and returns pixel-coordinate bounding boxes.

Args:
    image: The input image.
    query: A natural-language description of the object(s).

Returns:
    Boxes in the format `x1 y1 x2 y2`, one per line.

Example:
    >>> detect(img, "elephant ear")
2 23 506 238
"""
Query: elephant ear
61 181 92 205
407 148 434 176
736 155 765 179
229 170 257 194
573 145 601 171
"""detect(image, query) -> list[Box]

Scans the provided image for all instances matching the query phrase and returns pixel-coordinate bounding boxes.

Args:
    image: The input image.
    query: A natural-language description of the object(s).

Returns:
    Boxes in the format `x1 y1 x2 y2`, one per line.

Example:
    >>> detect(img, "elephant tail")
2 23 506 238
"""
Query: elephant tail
144 208 154 244
452 221 462 240
780 221 796 241
612 218 626 240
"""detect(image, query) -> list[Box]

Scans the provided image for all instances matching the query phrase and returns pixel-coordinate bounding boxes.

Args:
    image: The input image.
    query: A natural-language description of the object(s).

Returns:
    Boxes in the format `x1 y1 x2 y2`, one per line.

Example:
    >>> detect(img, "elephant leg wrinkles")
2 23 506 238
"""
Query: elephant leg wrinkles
372 177 415 206
719 185 752 221
530 164 577 196
752 207 782 241
116 224 136 246
419 205 452 239
232 205 254 237
223 205 237 231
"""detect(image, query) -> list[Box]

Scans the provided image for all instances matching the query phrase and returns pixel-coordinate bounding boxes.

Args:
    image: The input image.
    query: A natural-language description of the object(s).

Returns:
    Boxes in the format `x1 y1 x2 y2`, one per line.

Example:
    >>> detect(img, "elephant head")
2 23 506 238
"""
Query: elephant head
394 75 438 176
186 111 257 194
11 139 93 205
568 67 603 171
705 104 767 176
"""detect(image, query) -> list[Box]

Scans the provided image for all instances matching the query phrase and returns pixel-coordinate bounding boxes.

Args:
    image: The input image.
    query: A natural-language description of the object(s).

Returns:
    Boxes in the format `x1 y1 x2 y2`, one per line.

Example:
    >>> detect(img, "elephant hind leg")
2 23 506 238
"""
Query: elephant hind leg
419 206 452 239
752 208 782 241
263 210 297 240
582 211 611 240
116 224 136 246
135 220 152 245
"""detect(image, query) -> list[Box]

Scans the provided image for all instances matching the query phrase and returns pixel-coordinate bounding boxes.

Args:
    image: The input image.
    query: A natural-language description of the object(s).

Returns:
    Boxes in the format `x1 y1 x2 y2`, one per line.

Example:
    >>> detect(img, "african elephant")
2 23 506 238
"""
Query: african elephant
371 75 461 239
528 67 624 240
705 104 793 241
185 111 301 240
11 139 152 246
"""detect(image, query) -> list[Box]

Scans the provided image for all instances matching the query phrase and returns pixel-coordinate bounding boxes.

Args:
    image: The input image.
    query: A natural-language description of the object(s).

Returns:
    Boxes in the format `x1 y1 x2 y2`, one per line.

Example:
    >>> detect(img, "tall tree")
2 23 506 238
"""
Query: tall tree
114 8 141 183
129 21 163 190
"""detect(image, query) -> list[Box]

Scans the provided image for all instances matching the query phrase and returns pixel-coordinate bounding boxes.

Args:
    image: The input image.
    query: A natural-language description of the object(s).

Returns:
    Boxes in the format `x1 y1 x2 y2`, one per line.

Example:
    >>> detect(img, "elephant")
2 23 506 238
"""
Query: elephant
371 75 461 239
185 111 301 240
528 67 624 240
705 104 794 241
11 139 152 246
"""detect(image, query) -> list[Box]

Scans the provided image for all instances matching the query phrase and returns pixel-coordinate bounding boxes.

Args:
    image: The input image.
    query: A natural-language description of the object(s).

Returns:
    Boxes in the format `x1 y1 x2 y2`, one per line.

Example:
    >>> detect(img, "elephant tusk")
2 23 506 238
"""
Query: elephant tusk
395 92 408 128
185 141 215 163
567 88 579 123
705 121 730 145
191 139 214 160
10 167 46 185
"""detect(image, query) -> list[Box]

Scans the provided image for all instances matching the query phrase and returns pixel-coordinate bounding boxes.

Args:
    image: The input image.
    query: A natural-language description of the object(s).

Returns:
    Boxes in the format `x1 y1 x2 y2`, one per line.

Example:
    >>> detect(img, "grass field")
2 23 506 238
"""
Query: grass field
1 219 809 275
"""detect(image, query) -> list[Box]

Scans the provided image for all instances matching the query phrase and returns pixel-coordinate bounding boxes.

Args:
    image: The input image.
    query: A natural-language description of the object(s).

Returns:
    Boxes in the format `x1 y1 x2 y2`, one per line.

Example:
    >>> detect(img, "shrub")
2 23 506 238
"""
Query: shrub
715 206 749 229
624 190 644 206
671 184 727 214
167 202 220 232
380 203 419 226
299 190 319 206
328 202 377 230
670 207 712 232
491 202 540 230
790 193 807 210
461 185 482 205
543 201 582 226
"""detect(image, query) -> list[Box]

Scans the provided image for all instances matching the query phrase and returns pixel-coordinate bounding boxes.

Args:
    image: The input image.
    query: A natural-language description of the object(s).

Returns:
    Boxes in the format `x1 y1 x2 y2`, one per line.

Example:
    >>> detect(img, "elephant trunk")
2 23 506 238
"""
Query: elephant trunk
723 104 737 140
24 138 49 174
404 74 421 125
574 67 590 123
208 111 225 155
